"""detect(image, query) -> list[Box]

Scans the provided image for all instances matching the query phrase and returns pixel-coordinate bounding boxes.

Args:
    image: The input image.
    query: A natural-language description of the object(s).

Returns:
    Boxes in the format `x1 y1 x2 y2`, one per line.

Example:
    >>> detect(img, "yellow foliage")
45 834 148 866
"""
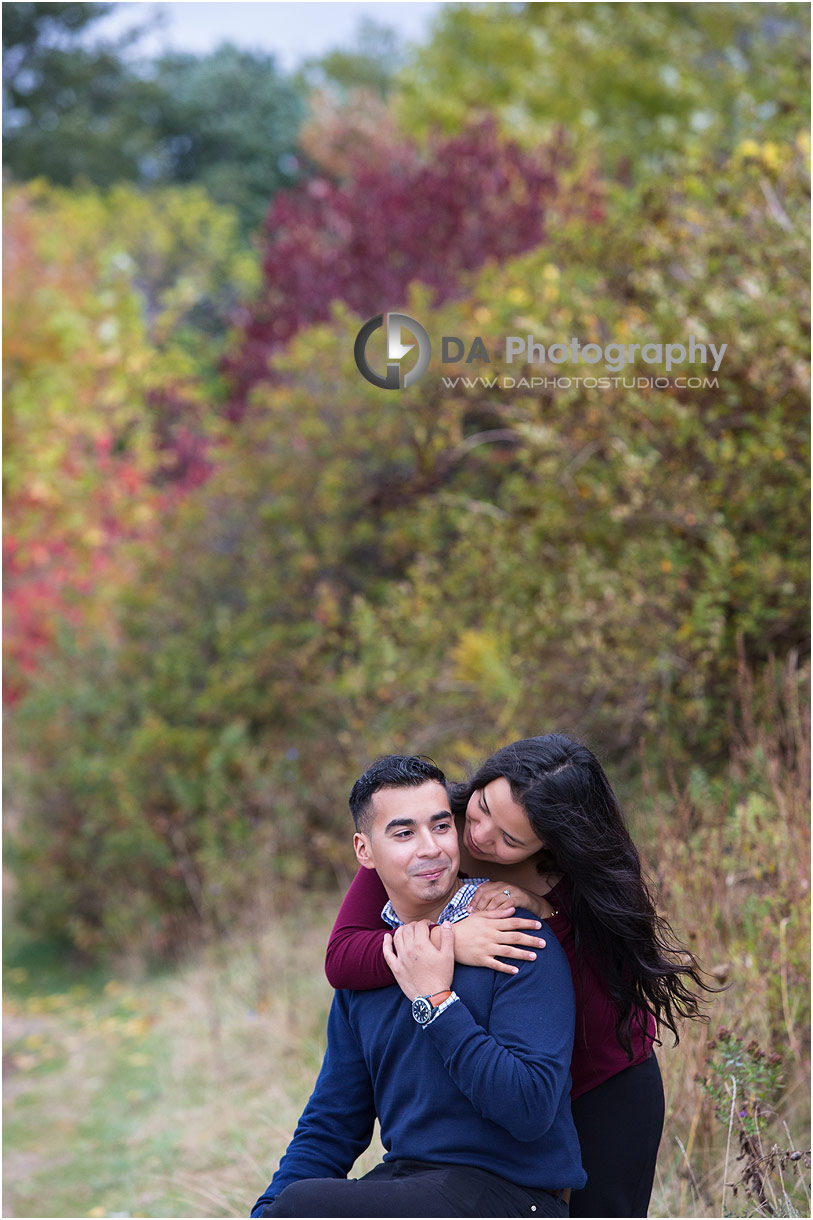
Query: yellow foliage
451 630 519 706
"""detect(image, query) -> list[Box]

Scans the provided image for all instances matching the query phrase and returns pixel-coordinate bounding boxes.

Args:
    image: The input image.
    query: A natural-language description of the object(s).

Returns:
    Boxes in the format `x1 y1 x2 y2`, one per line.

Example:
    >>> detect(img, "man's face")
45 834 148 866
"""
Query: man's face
354 780 460 921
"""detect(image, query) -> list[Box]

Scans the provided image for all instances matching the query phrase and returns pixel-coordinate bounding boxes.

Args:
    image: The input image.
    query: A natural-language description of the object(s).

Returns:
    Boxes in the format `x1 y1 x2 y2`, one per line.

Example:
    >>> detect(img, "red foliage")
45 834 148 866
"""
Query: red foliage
224 117 601 413
147 386 216 491
3 442 167 704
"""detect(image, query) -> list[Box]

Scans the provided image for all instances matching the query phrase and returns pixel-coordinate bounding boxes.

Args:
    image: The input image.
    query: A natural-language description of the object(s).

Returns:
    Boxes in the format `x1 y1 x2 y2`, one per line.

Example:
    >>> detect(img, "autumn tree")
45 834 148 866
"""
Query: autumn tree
3 181 256 700
226 118 601 409
396 3 810 176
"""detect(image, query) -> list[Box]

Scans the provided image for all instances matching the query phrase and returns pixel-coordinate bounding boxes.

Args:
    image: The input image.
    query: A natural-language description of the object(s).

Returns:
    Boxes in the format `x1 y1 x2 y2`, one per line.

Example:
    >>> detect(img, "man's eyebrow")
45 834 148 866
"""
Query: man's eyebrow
384 817 416 832
384 811 451 832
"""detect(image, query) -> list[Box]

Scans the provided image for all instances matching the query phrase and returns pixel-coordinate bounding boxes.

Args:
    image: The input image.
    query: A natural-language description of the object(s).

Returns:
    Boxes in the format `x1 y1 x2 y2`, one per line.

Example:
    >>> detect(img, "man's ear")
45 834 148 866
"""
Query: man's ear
354 831 375 870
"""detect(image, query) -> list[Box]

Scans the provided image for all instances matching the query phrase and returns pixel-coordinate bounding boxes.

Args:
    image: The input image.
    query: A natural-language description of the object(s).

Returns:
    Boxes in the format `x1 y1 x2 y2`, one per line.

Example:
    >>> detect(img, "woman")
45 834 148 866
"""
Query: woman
326 734 709 1218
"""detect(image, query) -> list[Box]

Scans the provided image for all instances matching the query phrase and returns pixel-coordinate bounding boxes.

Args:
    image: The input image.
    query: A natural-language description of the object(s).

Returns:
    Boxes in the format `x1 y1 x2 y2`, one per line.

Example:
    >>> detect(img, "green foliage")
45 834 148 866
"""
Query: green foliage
644 652 809 1059
3 7 306 235
638 655 810 1217
150 44 306 234
3 2 163 186
3 177 256 494
3 177 270 948
700 1029 783 1139
396 3 810 176
697 1030 810 1216
3 14 809 1214
323 133 810 767
299 18 406 98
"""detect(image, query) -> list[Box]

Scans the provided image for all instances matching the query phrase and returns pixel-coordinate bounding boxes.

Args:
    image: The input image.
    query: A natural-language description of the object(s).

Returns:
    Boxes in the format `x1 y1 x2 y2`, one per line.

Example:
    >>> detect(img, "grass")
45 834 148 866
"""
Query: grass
4 887 809 1219
639 655 812 1217
4 898 344 1218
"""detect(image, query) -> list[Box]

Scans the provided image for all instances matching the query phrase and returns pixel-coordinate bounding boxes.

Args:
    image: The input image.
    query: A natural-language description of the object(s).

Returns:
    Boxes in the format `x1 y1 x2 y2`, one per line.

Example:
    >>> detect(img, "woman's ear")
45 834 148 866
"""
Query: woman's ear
354 831 375 870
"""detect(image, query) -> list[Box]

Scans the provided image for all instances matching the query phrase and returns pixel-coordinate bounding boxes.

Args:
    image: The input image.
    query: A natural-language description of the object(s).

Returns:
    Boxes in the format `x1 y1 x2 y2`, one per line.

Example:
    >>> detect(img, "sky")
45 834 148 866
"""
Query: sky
91 2 446 69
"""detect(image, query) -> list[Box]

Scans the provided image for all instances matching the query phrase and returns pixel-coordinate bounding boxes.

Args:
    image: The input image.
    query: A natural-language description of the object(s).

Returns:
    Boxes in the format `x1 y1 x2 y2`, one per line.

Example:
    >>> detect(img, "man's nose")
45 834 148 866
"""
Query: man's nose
416 829 442 855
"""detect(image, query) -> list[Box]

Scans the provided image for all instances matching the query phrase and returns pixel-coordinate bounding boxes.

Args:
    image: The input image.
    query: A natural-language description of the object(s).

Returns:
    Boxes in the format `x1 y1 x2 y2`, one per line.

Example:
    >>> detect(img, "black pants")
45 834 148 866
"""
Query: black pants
264 1158 569 1217
569 1053 665 1218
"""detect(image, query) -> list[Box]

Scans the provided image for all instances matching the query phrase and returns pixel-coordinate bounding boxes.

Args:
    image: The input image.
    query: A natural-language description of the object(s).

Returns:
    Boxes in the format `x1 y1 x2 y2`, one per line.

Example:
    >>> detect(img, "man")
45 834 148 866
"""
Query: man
251 755 585 1218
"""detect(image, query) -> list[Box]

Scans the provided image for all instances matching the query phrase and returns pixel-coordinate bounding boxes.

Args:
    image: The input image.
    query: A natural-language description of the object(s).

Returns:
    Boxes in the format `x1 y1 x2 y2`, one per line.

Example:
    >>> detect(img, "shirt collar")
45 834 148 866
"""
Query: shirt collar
381 877 489 929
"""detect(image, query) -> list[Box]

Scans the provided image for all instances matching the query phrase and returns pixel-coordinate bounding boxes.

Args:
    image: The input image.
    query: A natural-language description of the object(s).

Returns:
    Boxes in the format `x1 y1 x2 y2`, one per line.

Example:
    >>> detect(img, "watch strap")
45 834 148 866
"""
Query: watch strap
411 990 459 1026
426 991 458 1023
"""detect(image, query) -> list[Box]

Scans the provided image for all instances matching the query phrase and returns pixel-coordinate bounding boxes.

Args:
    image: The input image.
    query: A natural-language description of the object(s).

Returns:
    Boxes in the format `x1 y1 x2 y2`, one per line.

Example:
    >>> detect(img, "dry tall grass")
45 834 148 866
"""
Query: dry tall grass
641 653 810 1216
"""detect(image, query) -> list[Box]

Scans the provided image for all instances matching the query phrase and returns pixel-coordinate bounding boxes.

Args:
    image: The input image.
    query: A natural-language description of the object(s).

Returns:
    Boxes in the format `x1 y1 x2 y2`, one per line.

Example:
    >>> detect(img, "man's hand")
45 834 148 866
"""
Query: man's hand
382 920 454 1001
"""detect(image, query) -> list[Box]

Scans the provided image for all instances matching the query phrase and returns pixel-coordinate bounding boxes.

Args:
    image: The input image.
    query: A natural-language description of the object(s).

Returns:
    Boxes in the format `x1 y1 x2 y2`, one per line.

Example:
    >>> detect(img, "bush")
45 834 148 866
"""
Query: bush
3 180 256 700
7 134 808 960
224 117 601 409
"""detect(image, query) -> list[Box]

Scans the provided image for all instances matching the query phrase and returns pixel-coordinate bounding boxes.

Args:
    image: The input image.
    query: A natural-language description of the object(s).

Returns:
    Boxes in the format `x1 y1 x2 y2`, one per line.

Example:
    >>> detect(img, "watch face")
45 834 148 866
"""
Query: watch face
411 997 433 1025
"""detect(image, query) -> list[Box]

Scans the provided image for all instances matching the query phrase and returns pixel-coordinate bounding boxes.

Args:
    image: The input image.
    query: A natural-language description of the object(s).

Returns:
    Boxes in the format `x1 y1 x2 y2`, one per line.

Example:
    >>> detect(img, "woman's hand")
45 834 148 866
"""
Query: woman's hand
452 910 547 975
466 881 545 918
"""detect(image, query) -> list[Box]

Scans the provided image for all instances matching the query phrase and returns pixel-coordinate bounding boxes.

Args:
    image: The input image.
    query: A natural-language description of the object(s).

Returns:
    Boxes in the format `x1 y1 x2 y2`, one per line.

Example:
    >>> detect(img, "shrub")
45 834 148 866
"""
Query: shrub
224 117 602 410
7 135 808 960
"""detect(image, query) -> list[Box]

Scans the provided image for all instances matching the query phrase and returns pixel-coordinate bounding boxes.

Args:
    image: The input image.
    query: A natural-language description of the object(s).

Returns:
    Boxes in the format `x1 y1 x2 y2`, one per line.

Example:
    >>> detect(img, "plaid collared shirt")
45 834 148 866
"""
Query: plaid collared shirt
381 877 490 929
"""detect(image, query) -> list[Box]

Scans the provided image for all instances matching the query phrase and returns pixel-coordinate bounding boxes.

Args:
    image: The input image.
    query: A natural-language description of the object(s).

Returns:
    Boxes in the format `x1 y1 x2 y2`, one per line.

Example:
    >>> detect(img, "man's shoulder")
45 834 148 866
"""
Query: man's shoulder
497 908 572 990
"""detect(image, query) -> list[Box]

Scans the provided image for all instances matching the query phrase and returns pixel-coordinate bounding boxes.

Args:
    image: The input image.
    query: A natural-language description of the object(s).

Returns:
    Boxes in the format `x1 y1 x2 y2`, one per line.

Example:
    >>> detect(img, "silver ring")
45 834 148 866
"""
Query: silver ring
503 889 511 897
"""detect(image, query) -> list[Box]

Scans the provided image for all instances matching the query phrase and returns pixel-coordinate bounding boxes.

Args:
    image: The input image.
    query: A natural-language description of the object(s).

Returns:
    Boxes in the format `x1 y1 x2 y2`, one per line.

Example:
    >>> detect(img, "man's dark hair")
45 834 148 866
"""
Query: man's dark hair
349 755 447 833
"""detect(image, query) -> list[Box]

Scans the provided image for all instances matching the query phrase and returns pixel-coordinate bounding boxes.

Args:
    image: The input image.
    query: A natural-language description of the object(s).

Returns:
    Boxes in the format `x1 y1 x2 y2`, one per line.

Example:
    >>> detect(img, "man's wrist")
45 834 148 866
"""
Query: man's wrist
407 978 453 1000
411 990 459 1026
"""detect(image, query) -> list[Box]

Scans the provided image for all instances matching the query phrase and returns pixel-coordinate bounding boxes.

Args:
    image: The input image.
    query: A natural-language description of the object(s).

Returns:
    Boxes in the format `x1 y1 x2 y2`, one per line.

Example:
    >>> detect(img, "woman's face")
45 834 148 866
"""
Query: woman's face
463 777 545 865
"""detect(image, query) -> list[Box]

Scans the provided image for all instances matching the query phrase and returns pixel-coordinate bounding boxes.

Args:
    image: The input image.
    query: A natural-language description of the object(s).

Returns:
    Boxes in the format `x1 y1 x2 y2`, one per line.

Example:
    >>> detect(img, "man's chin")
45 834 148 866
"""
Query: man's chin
388 868 459 922
412 867 457 900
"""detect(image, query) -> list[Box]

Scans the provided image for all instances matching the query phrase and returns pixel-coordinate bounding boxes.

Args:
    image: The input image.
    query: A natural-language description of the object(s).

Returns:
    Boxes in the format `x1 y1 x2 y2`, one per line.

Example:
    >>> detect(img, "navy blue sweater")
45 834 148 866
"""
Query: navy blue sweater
252 915 586 1213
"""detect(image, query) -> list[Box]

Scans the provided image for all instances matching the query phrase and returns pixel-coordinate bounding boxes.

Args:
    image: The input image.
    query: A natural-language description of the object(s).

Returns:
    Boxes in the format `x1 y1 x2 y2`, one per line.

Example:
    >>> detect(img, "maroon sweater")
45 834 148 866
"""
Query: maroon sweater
325 866 656 1100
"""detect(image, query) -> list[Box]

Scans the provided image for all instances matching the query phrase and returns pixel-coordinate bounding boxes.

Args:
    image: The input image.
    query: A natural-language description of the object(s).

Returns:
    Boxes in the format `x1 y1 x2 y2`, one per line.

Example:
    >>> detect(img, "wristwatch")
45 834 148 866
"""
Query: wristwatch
411 989 459 1026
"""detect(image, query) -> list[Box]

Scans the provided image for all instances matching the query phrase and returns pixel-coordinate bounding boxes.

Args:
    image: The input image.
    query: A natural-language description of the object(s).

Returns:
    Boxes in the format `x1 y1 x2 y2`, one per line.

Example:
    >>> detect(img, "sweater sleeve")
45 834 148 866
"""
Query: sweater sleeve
324 867 393 990
250 993 376 1215
422 912 576 1142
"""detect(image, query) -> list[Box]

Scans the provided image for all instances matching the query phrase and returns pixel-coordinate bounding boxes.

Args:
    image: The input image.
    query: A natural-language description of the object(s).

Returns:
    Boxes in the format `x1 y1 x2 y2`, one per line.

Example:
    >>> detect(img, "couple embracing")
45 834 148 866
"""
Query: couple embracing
252 734 709 1218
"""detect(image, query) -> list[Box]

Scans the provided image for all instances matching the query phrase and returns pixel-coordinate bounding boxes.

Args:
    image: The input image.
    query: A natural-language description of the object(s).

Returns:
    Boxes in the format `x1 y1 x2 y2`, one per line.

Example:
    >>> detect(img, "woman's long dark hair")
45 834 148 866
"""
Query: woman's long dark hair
450 733 712 1057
